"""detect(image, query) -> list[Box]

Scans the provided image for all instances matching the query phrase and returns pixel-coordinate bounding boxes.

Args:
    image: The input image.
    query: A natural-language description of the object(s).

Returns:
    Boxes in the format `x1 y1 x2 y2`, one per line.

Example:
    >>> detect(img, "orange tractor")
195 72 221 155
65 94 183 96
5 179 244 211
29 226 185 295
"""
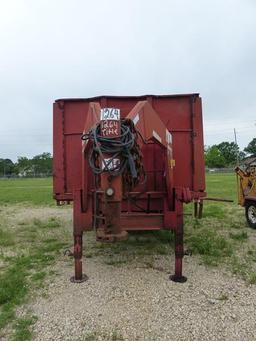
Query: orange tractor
235 161 256 228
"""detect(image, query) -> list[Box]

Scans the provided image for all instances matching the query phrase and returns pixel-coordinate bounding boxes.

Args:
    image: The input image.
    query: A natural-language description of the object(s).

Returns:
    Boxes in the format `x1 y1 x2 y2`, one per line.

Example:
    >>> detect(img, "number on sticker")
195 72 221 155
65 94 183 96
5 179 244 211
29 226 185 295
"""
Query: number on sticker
101 108 120 120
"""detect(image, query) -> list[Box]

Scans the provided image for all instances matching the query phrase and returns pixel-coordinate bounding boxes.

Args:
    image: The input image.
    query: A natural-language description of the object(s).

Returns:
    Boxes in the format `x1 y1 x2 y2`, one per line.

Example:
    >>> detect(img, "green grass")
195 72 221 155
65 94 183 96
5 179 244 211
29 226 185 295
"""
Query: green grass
11 316 37 341
229 231 248 241
248 272 256 284
0 249 59 331
202 172 238 219
185 173 256 280
0 178 53 205
0 215 70 338
0 228 15 246
33 217 61 229
206 172 237 201
185 228 233 266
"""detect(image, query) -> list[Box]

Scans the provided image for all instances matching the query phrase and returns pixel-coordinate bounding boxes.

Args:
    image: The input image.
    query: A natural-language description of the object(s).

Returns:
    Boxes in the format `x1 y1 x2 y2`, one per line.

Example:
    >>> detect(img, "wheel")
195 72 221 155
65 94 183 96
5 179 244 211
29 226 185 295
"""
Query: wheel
245 202 256 229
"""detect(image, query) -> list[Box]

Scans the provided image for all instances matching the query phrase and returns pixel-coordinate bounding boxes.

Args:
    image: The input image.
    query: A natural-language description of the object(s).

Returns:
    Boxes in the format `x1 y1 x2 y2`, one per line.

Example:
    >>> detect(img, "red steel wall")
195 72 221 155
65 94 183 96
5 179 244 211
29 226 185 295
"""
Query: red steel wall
53 94 205 200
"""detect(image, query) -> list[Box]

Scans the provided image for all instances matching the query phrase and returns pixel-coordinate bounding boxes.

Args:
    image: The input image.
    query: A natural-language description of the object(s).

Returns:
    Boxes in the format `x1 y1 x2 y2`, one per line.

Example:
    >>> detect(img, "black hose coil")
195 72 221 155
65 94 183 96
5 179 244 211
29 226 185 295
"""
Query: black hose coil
81 120 139 179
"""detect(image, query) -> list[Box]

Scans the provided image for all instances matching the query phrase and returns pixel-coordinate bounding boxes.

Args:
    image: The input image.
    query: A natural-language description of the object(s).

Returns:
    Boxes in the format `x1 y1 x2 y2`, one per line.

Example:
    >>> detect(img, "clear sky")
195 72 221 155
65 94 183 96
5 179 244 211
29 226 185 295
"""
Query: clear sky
0 0 255 161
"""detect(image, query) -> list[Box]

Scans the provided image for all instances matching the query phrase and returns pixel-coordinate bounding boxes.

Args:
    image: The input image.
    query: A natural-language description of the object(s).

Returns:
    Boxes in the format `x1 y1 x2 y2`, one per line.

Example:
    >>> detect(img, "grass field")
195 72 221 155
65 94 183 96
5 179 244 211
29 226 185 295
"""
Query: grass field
0 173 256 340
0 178 53 206
0 173 236 205
205 172 237 201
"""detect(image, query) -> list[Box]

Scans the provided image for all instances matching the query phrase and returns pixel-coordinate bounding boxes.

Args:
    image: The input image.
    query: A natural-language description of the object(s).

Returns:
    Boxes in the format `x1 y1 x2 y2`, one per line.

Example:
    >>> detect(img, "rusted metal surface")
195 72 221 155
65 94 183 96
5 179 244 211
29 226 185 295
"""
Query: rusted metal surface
53 94 206 282
53 94 205 201
96 109 125 242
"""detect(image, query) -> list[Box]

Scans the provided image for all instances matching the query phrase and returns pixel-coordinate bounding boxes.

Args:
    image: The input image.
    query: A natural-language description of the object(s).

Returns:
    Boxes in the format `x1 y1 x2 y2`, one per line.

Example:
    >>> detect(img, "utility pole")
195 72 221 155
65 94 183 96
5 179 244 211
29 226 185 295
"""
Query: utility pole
234 128 239 165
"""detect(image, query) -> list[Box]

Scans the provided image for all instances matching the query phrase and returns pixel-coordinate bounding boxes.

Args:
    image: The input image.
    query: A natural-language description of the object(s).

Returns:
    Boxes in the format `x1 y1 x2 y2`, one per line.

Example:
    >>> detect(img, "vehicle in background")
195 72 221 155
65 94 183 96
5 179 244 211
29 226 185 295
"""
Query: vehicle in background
235 157 256 228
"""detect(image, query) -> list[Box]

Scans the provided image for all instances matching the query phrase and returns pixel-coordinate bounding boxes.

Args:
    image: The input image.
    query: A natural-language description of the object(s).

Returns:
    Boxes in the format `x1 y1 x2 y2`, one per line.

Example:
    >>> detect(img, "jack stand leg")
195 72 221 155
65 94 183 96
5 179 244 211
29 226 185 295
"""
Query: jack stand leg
169 254 187 283
194 201 198 218
170 202 187 283
70 234 88 283
198 200 203 219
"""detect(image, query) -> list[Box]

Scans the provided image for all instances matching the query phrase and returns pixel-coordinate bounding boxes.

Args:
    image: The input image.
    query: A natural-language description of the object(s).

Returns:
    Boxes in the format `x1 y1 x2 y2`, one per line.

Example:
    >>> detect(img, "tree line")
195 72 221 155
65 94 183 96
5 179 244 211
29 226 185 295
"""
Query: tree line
205 138 256 168
0 152 52 177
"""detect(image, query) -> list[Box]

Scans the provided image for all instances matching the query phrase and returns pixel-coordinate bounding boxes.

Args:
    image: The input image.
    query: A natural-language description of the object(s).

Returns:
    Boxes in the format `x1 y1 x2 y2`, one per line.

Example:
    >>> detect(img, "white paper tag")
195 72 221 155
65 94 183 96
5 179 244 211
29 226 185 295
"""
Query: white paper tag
133 113 140 125
166 129 172 144
100 108 120 120
101 158 120 170
153 130 162 143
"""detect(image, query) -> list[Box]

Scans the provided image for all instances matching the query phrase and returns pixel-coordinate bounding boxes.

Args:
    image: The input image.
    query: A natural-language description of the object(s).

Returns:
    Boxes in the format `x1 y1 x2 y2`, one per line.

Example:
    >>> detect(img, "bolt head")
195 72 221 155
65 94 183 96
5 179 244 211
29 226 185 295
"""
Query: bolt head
106 187 114 197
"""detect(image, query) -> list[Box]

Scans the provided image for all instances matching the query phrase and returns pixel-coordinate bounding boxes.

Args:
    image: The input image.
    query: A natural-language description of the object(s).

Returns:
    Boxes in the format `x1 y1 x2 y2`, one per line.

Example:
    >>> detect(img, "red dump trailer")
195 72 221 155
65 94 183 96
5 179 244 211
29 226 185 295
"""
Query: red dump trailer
53 94 205 282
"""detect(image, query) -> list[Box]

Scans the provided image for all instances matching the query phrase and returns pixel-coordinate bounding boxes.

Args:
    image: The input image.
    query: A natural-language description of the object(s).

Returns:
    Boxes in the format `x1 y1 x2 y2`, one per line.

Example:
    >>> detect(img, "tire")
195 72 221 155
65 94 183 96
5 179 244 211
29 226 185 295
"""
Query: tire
245 202 256 229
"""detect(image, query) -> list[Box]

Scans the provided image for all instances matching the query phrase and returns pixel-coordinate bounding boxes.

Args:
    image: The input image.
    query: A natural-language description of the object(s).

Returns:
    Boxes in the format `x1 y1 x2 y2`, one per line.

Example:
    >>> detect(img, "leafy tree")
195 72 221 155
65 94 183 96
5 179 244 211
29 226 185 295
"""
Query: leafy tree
31 153 52 175
0 153 52 177
15 157 31 175
0 159 15 176
239 151 246 160
244 138 256 155
0 159 4 175
205 145 226 168
216 141 239 165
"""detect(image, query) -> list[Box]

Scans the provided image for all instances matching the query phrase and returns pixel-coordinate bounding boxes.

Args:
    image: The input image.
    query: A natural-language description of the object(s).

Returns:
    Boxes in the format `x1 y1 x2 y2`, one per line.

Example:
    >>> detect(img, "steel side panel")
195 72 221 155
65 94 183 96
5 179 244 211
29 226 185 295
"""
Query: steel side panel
65 135 83 191
171 132 192 189
152 96 204 191
192 97 205 191
53 102 65 195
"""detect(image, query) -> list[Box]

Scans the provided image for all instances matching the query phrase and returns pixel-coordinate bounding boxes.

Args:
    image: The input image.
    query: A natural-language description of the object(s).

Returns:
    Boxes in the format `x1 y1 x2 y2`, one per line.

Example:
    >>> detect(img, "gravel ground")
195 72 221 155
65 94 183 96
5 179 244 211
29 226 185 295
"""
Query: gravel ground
2 205 256 340
30 254 256 341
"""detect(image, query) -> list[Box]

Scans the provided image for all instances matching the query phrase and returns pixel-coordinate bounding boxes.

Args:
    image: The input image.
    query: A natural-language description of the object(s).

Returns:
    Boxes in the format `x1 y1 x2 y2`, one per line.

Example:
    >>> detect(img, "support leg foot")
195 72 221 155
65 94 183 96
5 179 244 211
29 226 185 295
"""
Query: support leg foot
70 274 88 283
169 274 187 283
